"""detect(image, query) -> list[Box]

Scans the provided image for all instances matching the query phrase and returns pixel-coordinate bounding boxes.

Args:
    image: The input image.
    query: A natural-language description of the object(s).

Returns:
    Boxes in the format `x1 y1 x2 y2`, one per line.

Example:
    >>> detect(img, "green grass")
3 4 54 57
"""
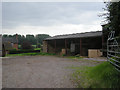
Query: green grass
34 48 41 50
6 52 56 57
18 45 37 49
18 45 21 49
71 62 120 88
32 45 37 48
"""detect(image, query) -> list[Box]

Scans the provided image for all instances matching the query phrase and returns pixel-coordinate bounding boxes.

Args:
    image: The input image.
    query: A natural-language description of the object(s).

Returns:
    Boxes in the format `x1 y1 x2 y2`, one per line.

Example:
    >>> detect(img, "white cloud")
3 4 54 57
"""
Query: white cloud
2 23 102 36
2 2 105 28
2 0 105 2
2 2 104 35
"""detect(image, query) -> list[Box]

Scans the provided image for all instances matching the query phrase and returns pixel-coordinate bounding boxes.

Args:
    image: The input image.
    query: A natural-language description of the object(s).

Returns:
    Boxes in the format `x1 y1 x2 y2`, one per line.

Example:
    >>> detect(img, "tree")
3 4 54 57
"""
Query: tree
21 40 33 50
8 35 13 37
36 34 50 45
104 2 120 36
26 34 37 45
2 34 51 46
3 34 8 37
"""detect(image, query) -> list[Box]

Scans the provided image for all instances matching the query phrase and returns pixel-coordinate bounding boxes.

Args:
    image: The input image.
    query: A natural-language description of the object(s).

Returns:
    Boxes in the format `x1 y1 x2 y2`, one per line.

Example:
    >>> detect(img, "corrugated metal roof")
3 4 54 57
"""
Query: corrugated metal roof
45 31 102 40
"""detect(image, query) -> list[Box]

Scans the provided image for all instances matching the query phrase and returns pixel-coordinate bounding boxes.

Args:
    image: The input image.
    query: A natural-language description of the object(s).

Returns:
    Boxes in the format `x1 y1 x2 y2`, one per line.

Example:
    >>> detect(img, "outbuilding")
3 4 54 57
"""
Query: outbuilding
43 31 103 57
1 34 18 57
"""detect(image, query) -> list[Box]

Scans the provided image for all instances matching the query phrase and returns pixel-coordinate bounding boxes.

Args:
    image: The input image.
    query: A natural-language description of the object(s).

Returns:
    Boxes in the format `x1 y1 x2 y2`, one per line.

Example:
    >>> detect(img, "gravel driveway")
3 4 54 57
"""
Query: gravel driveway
2 56 104 88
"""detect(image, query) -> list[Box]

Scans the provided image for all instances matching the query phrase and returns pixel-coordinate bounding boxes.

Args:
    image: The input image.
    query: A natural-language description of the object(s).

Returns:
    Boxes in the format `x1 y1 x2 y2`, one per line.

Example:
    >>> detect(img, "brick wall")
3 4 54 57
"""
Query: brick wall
43 40 55 53
47 44 55 53
13 44 18 50
43 41 48 53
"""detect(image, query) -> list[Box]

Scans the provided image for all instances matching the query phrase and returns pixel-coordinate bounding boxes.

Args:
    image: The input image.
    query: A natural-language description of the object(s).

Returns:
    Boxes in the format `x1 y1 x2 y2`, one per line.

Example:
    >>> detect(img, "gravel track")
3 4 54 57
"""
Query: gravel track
2 56 103 88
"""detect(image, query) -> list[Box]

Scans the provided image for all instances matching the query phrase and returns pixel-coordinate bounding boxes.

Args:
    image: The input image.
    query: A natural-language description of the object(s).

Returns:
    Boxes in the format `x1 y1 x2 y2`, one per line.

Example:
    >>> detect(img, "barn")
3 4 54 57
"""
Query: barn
1 34 18 57
43 31 103 57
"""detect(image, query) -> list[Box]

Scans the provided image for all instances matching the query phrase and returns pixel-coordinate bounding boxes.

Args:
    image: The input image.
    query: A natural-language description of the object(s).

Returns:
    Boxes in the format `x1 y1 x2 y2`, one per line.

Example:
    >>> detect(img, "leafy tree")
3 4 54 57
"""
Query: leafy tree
103 2 120 36
21 40 33 50
8 35 13 37
26 34 37 45
2 34 51 46
36 34 50 45
37 43 41 48
3 34 8 37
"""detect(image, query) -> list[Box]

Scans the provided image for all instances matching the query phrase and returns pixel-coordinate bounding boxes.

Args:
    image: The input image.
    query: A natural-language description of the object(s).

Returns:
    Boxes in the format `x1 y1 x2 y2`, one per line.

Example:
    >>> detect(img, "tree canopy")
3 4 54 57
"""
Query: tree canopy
2 34 51 45
104 2 120 36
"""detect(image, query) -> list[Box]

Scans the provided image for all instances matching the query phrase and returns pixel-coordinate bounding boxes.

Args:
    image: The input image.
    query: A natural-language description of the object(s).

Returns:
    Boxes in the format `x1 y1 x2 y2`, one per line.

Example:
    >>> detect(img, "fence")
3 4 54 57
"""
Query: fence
107 31 120 71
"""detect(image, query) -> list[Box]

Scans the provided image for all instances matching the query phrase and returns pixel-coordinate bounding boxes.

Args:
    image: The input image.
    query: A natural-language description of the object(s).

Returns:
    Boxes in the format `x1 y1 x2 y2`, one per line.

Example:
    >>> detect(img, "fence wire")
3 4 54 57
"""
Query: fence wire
107 31 120 72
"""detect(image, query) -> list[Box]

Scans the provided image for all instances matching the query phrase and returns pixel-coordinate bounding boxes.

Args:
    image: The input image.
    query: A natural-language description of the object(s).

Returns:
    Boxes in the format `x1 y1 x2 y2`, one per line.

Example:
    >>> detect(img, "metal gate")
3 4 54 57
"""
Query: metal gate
107 31 120 71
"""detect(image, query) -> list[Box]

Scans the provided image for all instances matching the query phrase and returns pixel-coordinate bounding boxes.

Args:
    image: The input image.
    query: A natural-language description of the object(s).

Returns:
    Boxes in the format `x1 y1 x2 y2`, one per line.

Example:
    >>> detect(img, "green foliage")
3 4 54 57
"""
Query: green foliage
21 41 33 50
36 43 41 48
2 34 50 45
7 52 56 56
32 45 37 48
36 34 50 44
104 2 120 36
18 45 21 49
12 48 16 50
72 62 120 88
61 54 66 56
3 34 8 37
9 49 40 54
26 34 37 45
110 55 120 67
34 48 41 50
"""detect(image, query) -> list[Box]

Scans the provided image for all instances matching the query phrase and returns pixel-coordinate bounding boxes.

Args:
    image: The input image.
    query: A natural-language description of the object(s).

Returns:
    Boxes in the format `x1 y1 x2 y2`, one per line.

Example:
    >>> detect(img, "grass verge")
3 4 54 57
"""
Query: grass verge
71 62 120 88
6 52 56 57
34 48 41 50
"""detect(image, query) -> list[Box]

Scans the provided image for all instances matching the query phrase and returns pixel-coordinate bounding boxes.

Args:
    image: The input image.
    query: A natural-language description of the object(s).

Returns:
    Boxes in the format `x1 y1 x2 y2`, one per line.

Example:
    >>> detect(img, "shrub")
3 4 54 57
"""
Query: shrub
21 41 33 50
18 45 21 49
37 43 41 48
9 49 40 54
7 52 56 56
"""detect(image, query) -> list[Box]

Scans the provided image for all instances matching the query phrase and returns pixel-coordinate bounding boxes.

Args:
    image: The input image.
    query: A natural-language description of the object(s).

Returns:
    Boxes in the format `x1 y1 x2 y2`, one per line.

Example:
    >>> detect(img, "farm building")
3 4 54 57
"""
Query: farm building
1 34 18 56
2 37 18 50
43 31 103 57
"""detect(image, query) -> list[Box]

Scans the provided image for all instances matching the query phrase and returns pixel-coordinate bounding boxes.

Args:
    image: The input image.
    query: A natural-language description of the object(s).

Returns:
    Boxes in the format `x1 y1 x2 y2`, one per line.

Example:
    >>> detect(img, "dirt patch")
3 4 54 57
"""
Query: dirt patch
2 56 102 88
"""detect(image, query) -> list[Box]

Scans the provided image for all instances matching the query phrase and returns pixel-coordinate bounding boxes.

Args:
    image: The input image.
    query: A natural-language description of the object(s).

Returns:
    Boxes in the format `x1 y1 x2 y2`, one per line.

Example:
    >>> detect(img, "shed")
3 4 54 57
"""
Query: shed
1 35 18 56
43 31 103 57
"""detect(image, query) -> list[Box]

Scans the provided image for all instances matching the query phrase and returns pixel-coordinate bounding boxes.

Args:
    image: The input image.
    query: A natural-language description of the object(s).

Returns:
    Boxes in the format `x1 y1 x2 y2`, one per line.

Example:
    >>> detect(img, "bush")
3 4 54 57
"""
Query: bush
18 45 21 49
21 41 33 50
32 45 36 48
9 49 40 54
37 43 41 48
7 52 56 56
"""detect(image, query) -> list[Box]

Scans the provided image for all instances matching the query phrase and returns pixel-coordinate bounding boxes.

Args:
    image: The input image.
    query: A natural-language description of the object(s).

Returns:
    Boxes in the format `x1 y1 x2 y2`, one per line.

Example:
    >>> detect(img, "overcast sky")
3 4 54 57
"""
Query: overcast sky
2 2 106 36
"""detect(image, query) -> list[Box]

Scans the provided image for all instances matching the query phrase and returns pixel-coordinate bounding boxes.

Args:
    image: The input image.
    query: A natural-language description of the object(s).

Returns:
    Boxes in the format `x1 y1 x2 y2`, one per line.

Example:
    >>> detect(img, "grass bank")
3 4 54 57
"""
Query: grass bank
71 62 120 88
6 52 56 57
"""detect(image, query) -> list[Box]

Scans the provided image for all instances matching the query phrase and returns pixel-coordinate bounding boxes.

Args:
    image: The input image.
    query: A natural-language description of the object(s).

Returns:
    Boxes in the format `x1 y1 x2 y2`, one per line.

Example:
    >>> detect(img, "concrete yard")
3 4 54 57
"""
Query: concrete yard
2 56 105 88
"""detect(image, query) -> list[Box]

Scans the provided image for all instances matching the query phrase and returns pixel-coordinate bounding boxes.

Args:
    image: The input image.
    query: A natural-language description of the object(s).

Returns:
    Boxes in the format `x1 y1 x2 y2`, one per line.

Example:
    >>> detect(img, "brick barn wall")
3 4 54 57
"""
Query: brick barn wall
43 41 48 53
48 44 55 53
13 44 18 50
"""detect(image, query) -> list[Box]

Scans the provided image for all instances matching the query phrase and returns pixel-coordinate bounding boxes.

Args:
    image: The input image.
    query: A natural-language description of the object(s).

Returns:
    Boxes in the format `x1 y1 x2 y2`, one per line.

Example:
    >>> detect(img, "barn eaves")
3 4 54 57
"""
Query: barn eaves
45 31 102 40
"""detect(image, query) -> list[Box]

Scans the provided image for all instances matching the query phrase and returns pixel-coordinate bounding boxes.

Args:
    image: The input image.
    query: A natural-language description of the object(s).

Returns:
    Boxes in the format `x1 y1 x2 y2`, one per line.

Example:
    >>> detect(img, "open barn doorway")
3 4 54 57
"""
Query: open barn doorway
69 38 80 56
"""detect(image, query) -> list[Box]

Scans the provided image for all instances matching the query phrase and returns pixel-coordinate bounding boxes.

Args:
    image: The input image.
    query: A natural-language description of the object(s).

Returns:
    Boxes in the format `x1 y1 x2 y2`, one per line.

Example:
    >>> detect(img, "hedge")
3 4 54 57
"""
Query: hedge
9 49 40 54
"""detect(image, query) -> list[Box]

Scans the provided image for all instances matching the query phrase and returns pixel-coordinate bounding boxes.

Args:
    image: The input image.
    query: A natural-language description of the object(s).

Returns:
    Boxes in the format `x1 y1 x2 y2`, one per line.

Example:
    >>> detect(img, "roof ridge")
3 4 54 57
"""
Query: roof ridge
45 31 102 40
53 31 101 37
